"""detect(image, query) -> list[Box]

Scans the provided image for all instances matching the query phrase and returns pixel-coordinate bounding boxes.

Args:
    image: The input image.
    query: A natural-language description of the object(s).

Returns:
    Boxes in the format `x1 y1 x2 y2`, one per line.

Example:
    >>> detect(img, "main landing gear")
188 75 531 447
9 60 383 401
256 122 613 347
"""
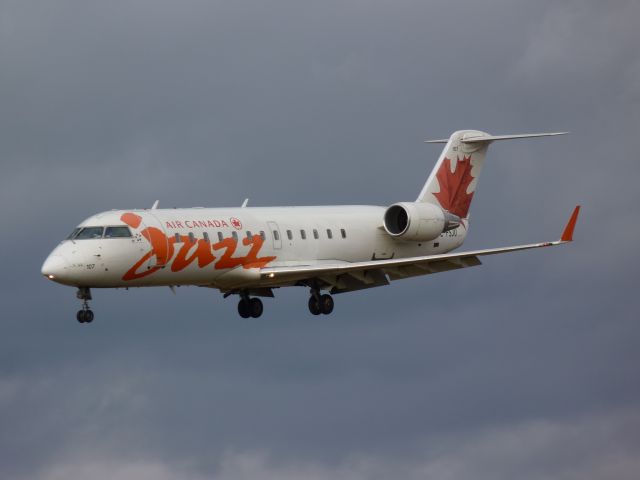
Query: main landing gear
237 293 264 318
76 287 94 324
308 289 334 316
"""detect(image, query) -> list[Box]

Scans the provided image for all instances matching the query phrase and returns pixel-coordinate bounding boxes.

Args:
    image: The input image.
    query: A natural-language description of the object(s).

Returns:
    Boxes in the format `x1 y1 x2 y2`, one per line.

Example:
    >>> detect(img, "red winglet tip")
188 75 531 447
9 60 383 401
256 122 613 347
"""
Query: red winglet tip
561 205 581 242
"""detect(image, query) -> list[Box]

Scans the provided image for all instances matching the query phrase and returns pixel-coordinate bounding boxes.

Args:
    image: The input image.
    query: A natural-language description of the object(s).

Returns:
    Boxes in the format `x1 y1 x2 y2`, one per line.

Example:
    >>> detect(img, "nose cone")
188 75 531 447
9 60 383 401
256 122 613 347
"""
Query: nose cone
41 254 69 282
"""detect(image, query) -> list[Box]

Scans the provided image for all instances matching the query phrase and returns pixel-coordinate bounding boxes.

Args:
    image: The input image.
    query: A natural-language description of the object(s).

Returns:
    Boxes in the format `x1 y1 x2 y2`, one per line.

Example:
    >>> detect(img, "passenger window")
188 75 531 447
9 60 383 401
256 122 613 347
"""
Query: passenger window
313 229 319 239
300 229 306 240
203 232 210 243
188 232 195 243
341 228 346 239
246 231 253 240
217 232 224 242
174 233 181 243
273 230 280 241
232 231 238 240
260 231 266 241
286 230 293 240
326 229 333 239
75 227 104 239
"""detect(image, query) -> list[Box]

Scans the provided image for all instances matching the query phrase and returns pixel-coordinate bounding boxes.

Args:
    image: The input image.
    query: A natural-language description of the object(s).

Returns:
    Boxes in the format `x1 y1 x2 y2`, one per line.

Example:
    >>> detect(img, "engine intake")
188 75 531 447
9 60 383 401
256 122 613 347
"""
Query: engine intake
383 202 460 242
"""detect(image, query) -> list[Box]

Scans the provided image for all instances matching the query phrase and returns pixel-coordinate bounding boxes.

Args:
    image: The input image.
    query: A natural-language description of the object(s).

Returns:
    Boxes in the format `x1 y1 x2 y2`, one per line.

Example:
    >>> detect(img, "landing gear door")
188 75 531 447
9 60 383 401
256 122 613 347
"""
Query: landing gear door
142 212 170 269
267 221 282 250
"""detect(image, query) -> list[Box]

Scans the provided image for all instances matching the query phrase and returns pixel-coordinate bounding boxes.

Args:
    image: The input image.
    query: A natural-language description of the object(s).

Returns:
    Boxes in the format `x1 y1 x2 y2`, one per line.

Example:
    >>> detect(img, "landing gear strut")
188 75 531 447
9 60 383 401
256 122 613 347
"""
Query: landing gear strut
76 287 94 324
237 292 263 318
308 289 334 316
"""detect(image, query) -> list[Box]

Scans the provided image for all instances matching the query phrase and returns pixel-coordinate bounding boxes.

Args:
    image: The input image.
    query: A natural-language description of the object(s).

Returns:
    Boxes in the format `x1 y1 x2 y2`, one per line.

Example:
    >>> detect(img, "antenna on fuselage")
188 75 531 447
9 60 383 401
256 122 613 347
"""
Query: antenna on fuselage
241 198 249 208
151 200 159 209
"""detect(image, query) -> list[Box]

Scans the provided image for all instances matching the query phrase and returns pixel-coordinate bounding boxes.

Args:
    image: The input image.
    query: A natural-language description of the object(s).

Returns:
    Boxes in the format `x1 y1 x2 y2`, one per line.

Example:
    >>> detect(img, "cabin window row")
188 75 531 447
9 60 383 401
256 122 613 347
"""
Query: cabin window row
274 228 347 241
171 228 348 243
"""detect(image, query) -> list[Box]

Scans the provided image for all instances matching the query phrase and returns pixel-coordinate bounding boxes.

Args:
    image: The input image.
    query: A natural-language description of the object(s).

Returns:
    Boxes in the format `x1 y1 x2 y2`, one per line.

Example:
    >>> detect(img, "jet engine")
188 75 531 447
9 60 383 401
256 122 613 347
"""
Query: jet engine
383 202 460 241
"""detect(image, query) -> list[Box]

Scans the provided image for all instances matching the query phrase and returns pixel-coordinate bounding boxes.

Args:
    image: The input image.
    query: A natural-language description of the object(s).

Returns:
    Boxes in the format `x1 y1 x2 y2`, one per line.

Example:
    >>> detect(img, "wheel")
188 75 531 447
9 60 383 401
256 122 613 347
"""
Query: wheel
237 299 251 318
85 310 94 323
319 294 334 315
308 296 321 315
76 310 86 323
249 298 263 318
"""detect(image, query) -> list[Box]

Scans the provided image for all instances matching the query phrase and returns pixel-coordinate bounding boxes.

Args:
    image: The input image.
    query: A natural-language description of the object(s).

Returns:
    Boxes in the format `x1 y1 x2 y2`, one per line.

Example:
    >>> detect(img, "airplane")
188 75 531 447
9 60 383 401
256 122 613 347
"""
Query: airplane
42 130 580 323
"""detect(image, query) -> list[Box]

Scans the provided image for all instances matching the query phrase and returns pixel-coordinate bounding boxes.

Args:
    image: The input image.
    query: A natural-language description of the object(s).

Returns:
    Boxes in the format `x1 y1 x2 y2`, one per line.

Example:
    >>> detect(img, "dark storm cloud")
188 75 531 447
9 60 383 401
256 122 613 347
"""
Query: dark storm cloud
1 0 639 479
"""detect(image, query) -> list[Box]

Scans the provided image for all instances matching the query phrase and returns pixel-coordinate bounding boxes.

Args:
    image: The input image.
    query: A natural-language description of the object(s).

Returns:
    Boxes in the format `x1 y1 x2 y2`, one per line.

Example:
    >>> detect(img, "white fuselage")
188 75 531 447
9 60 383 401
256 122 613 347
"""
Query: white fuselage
41 130 574 322
43 205 467 289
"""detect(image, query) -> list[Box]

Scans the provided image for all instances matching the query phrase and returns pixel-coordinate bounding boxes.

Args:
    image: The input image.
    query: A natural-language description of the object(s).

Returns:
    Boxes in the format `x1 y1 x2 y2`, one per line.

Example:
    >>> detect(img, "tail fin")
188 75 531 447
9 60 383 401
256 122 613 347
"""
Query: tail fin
417 130 567 219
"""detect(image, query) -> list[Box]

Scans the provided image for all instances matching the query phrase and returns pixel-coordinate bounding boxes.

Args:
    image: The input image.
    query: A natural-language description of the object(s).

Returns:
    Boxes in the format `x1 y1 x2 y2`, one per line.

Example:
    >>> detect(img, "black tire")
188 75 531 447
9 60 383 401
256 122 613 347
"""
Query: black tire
85 310 94 323
76 310 86 323
319 294 334 315
238 299 250 318
249 298 263 318
308 296 321 315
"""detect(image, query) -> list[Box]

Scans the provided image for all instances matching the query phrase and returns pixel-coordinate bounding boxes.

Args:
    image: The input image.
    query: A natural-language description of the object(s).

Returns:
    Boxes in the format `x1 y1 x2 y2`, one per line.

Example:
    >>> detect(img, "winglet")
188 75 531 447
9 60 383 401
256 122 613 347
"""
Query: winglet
561 206 581 242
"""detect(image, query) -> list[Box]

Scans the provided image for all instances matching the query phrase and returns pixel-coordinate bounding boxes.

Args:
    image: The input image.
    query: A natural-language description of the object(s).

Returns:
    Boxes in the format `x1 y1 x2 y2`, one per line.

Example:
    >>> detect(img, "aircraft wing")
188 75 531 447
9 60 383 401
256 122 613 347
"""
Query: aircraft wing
259 206 580 294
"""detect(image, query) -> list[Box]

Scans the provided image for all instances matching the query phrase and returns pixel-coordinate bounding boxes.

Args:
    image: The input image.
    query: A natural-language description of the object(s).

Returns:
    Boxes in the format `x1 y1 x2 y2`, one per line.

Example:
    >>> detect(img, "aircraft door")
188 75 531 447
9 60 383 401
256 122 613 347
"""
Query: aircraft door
372 232 396 260
142 212 171 269
267 221 282 250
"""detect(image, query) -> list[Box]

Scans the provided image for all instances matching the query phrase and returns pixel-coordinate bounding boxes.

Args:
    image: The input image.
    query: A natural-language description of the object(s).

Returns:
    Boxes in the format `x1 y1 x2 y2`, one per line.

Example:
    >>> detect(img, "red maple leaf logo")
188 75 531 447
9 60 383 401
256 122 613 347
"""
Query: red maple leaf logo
230 217 242 230
433 156 475 218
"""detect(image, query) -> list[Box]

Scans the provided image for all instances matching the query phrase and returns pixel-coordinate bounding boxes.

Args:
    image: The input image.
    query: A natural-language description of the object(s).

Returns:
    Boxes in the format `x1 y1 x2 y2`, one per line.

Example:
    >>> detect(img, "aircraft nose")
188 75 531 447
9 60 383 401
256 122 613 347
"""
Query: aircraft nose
41 254 69 281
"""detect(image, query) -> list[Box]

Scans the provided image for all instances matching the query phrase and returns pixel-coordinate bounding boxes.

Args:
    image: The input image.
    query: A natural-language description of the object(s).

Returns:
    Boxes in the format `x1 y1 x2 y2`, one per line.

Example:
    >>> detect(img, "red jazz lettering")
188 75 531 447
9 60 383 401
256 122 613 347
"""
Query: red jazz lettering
120 213 276 281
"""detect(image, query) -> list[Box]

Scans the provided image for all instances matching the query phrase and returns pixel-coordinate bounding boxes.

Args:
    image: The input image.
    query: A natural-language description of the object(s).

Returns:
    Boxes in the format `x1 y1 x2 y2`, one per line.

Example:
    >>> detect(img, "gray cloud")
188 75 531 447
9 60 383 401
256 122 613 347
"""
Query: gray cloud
1 0 639 479
26 409 640 480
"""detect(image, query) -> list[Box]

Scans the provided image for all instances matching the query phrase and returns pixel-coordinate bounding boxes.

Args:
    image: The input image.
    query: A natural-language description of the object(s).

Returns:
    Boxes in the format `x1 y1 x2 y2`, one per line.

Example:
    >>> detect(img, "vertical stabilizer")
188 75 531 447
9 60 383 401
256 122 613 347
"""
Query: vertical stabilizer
417 130 490 219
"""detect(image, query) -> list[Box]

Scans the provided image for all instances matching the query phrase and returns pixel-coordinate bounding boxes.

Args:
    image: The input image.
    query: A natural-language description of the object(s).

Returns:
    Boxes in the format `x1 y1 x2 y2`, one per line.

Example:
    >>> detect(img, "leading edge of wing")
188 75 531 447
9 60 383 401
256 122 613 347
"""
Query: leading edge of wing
260 206 580 281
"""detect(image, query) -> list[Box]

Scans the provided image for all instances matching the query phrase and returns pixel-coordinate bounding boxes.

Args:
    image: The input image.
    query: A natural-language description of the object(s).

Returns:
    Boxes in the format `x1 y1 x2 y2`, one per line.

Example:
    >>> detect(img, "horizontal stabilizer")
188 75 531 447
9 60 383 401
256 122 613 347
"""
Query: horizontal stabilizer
425 131 568 144
461 132 568 143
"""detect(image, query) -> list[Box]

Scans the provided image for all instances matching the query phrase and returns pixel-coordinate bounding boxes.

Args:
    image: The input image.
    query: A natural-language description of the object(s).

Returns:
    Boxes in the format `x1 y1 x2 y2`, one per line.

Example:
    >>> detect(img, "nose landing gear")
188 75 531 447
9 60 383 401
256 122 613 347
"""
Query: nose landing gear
76 287 94 324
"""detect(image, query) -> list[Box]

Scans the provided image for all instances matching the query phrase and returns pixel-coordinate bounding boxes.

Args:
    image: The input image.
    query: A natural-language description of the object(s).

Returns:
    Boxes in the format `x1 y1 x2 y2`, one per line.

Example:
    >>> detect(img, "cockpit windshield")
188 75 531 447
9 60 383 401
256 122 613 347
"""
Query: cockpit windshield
66 228 81 240
74 227 105 239
67 225 132 240
104 226 132 238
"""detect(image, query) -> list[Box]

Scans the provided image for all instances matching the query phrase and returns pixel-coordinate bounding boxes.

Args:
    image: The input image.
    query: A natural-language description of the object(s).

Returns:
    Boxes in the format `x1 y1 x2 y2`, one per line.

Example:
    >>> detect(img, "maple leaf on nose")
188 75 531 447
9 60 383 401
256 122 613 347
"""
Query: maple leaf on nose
433 156 475 218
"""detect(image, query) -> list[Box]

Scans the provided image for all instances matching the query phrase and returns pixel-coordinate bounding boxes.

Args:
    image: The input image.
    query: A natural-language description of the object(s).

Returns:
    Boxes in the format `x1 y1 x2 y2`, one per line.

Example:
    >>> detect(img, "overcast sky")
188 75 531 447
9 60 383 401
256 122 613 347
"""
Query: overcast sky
1 0 640 479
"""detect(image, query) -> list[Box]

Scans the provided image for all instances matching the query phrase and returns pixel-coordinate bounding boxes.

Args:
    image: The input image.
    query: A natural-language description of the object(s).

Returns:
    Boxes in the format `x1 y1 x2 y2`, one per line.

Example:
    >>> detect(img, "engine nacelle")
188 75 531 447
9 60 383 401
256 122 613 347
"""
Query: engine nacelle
383 202 460 242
